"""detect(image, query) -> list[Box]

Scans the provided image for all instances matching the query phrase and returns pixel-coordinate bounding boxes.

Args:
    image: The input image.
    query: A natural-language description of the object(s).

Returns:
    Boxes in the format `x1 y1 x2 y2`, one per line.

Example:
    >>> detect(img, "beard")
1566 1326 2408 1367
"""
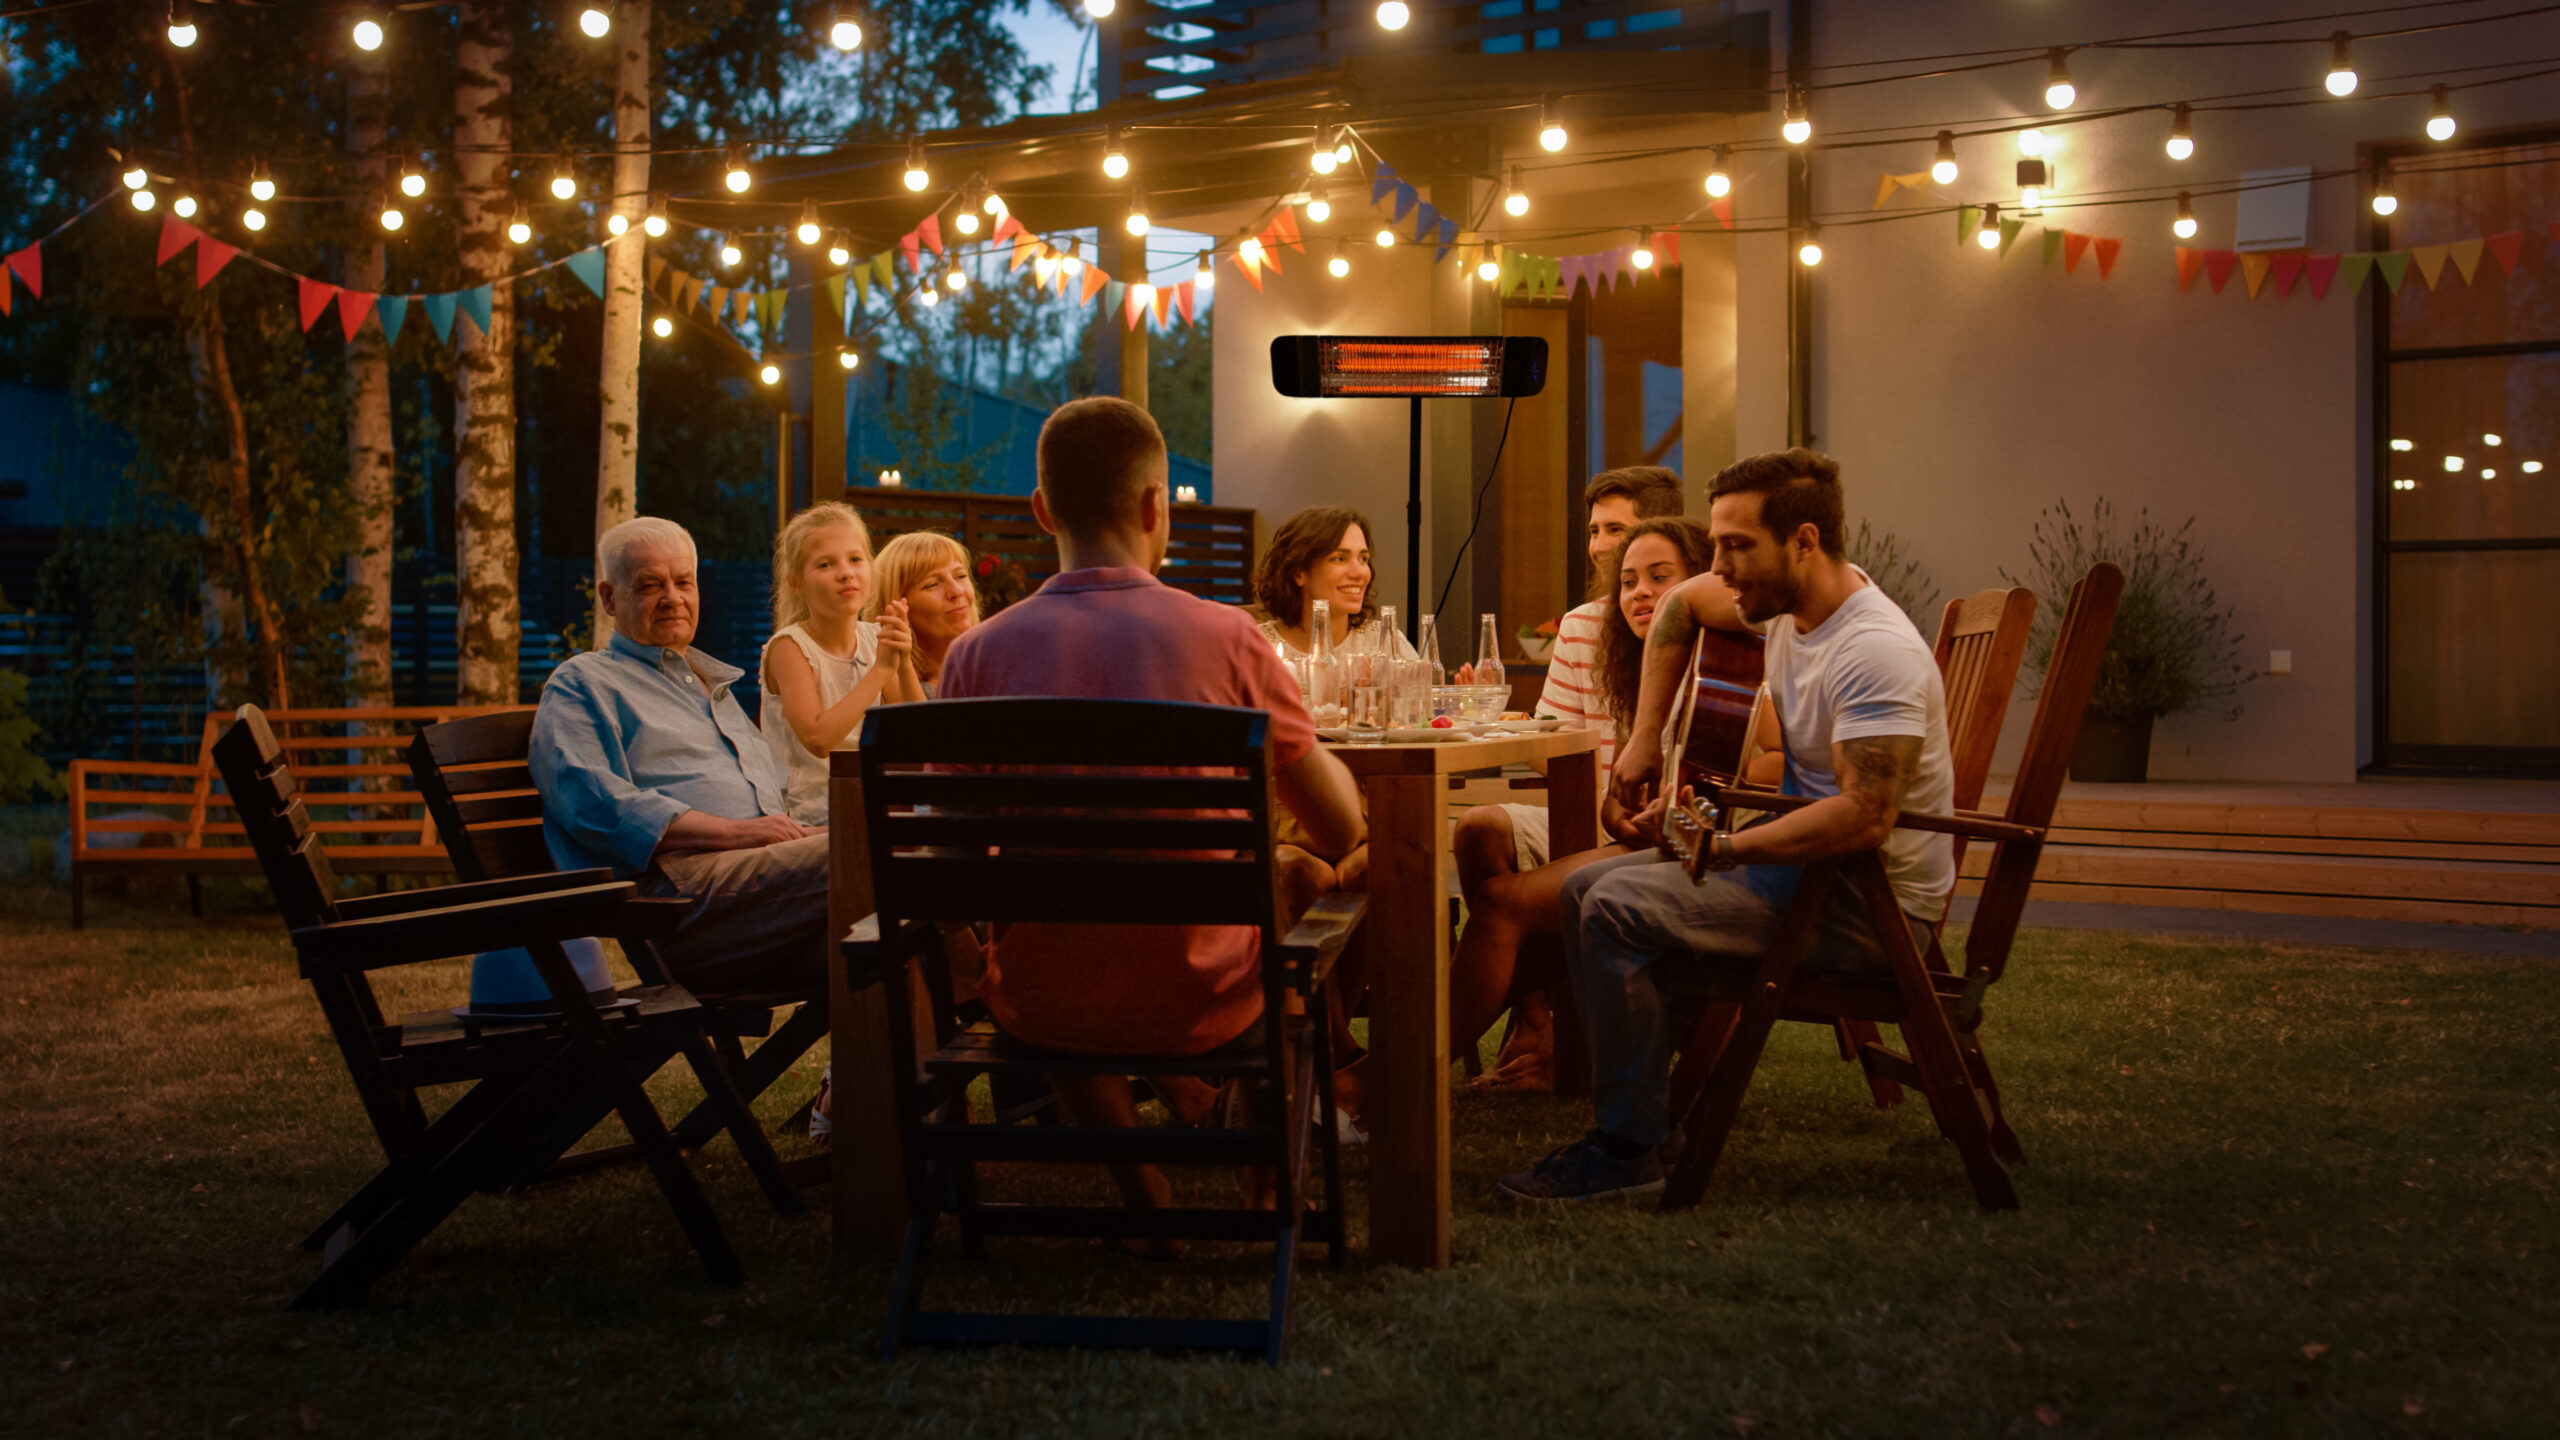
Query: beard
1735 567 1802 624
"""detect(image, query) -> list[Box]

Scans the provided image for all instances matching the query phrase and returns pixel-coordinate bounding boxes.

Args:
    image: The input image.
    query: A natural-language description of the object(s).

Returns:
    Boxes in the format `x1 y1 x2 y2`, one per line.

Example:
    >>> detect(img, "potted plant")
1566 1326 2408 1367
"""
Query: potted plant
2007 498 2253 782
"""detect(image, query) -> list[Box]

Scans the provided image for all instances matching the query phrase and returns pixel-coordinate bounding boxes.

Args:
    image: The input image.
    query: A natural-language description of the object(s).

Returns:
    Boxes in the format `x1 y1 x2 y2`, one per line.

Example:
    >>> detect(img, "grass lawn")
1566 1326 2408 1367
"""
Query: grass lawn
3 876 2556 1438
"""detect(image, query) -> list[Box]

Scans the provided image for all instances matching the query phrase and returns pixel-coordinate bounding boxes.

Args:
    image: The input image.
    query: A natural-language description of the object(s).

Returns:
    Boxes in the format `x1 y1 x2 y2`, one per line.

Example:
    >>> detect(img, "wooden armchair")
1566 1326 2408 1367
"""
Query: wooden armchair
212 707 801 1308
850 698 1362 1364
1659 564 2122 1212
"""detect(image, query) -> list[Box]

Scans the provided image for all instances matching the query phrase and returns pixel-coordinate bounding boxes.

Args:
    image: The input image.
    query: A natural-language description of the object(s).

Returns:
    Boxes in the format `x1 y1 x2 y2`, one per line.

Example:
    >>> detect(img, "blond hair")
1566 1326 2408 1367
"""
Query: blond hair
868 529 979 622
770 502 875 630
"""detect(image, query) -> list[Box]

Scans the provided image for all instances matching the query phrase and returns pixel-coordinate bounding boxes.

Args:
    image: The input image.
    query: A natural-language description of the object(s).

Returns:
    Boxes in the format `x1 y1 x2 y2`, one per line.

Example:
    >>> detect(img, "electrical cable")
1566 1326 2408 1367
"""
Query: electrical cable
1434 395 1518 620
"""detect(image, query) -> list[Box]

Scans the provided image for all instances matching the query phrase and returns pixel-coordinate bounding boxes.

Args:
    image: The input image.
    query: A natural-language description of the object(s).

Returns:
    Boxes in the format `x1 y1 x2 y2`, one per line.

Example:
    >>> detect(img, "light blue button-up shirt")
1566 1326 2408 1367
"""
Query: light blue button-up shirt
529 630 790 877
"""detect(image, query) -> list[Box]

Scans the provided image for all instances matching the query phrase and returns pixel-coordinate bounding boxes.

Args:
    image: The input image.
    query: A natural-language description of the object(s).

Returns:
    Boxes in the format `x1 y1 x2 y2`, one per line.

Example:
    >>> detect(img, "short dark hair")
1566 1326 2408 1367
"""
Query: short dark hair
1036 396 1166 535
1585 465 1684 519
1253 506 1380 632
1707 448 1844 557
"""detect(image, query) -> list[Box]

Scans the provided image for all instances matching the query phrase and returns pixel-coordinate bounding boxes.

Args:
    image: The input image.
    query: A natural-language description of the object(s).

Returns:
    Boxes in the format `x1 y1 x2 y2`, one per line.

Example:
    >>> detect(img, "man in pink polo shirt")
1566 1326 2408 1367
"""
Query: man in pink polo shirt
939 397 1365 1212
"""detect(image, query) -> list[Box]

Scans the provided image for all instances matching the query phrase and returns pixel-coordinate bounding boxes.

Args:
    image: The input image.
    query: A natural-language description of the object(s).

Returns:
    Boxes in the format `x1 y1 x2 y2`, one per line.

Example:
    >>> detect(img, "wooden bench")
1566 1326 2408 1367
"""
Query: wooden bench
66 705 522 928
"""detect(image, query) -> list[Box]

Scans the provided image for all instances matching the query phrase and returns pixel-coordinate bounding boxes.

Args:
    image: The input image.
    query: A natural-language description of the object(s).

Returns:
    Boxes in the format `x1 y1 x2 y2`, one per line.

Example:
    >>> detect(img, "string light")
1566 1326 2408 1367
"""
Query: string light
1797 221 1822 267
2043 47 2075 110
719 234 743 267
122 163 149 190
1503 165 1529 216
902 140 930 192
1130 281 1154 313
1335 133 1355 166
1062 239 1084 275
1330 240 1350 278
508 205 533 244
1377 1 1409 29
760 362 782 385
1305 181 1331 224
1373 225 1396 248
1234 235 1258 268
350 8 384 50
2172 191 2197 239
1976 202 2001 249
1538 97 1567 153
2444 454 2464 472
643 194 668 236
577 5 609 38
838 347 859 370
982 189 1006 218
1631 230 1654 270
607 212 628 236
2371 169 2397 216
378 196 405 232
724 145 752 194
398 154 426 198
1195 250 1215 292
2427 84 2456 142
242 206 267 231
1477 252 1499 282
2017 128 2045 159
165 0 197 48
1781 85 1811 145
1125 190 1151 236
954 206 979 236
173 194 198 219
2326 31 2357 96
827 5 862 51
795 200 822 246
827 230 851 266
2018 157 2046 213
1704 146 1731 198
652 315 673 338
2484 433 2502 447
249 160 276 202
1919 130 1955 186
920 285 939 307
131 188 156 212
2390 438 2414 451
550 157 577 201
1083 0 1114 15
2526 461 2546 474
945 267 968 292
2166 103 2194 161
1101 127 1129 180
1311 126 1337 175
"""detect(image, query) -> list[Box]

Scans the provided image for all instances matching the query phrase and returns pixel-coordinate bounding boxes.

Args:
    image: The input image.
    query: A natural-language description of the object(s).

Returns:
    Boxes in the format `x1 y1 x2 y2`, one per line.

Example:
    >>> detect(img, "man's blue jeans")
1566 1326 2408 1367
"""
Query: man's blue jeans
1559 852 1927 1149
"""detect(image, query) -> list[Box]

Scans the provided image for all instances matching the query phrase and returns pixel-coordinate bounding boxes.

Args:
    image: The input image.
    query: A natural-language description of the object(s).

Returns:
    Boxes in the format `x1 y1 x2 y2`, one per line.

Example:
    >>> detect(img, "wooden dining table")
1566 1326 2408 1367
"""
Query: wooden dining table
821 728 1608 1271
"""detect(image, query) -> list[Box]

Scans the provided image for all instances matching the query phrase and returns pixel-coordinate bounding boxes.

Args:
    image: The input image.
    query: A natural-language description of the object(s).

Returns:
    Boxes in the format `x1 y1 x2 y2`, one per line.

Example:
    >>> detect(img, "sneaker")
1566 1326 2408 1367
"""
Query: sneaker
1496 1131 1665 1203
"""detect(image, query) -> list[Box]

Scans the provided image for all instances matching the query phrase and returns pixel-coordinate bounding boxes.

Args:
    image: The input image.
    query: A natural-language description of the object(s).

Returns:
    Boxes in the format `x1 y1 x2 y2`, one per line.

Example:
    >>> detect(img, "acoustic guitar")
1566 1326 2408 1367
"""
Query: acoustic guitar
1658 624 1767 866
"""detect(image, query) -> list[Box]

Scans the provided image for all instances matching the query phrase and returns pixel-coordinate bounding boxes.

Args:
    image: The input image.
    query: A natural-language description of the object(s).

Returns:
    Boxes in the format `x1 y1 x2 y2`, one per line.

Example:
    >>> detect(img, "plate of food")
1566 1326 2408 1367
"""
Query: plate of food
1499 717 1570 733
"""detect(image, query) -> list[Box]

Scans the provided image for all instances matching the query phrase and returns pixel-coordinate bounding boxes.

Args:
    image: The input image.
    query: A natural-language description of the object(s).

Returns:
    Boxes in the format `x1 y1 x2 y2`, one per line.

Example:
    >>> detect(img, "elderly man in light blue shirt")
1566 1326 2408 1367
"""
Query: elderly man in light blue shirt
531 516 829 997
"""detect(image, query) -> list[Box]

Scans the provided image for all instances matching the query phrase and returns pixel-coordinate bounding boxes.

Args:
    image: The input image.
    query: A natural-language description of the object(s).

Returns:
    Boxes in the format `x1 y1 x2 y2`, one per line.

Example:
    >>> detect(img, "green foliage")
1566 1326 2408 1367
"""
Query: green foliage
32 520 206 761
1845 517 1938 633
1150 303 1215 465
0 668 61 804
2007 496 2253 722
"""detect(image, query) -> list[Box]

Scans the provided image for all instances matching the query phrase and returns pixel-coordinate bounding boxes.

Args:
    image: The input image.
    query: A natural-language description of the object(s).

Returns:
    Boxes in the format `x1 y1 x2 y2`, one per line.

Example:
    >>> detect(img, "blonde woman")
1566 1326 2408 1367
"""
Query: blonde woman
760 502 912 824
868 530 981 700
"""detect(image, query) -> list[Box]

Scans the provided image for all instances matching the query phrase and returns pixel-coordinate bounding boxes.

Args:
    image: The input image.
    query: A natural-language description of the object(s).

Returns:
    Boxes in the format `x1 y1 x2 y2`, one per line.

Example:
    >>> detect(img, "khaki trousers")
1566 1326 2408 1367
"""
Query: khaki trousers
643 832 832 999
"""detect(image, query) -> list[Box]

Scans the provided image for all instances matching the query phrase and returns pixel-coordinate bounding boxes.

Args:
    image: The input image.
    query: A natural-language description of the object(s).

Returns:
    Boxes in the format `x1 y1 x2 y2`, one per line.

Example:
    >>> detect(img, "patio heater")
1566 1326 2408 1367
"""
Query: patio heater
1269 335 1549 634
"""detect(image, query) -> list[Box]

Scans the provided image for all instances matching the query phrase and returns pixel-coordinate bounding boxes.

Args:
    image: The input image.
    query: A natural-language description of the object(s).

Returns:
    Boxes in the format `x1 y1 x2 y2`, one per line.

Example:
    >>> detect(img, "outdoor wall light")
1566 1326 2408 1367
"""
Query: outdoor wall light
1704 147 1731 198
166 1 198 48
509 206 533 244
652 315 673 338
2172 192 2197 239
1781 85 1810 144
2166 104 2194 161
2044 48 2075 110
578 6 610 38
903 140 930 192
2427 86 2456 141
1931 131 1958 185
724 145 753 194
828 6 862 51
250 161 277 202
2326 32 2357 96
795 201 823 246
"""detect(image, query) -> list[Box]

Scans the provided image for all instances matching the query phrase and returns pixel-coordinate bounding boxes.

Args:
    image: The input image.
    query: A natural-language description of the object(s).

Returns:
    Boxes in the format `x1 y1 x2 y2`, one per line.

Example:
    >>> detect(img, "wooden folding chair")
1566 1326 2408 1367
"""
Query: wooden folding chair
1659 564 2122 1212
409 709 830 1163
851 698 1362 1365
1831 585 2038 1109
212 706 801 1308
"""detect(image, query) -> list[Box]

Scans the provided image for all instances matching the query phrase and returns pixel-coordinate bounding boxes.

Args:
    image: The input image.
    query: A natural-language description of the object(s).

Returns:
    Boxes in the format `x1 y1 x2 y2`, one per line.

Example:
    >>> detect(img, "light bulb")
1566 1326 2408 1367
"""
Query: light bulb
2444 455 2464 472
2427 85 2456 142
2172 192 2196 240
1781 85 1810 145
1631 232 1654 270
1126 192 1150 235
132 188 157 212
1311 127 1337 174
828 6 861 51
1329 243 1350 279
1336 140 1355 165
2524 461 2544 474
166 1 197 48
795 201 821 246
2390 438 2414 451
760 363 781 385
170 194 196 219
2020 186 2042 214
982 190 1006 217
724 146 752 194
249 162 276 202
123 164 149 190
1931 131 1957 186
946 268 967 292
719 237 742 267
1130 282 1154 314
827 232 851 266
1538 97 1568 153
578 6 609 38
1236 235 1260 267
1797 224 1822 267
2017 128 2044 159
508 207 533 244
643 196 668 236
242 207 267 231
2326 31 2357 96
2371 171 2397 216
1305 184 1330 224
954 208 979 236
1377 1 1409 29
398 157 426 198
652 315 672 338
1374 226 1395 248
920 287 939 308
2484 433 2503 446
1195 251 1215 291
607 212 628 236
902 140 929 192
550 160 577 201
1977 202 2002 249
1477 255 1499 282
1101 127 1129 180
2166 104 2194 161
379 201 404 232
1704 146 1731 198
2044 48 2075 110
839 348 859 370
351 11 384 50
1504 166 1530 215
1084 0 1114 15
2481 467 2497 479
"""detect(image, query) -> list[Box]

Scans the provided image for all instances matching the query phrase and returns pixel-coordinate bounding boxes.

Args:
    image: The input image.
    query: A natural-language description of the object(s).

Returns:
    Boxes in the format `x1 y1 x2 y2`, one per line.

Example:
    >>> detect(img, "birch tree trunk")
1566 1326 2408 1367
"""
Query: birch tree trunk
453 0 520 704
592 0 650 647
345 56 396 712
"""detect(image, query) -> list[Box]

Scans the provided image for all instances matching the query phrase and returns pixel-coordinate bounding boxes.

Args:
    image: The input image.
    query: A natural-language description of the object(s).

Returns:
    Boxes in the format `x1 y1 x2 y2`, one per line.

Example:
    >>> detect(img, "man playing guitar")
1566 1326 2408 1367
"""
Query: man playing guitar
1497 447 1959 1203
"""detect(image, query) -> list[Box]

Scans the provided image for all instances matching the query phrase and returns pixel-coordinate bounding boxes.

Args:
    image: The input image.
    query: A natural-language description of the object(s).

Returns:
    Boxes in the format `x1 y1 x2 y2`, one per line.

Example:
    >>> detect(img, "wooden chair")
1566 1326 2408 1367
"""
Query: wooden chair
408 709 830 1161
211 706 802 1308
1659 564 2122 1212
851 698 1363 1364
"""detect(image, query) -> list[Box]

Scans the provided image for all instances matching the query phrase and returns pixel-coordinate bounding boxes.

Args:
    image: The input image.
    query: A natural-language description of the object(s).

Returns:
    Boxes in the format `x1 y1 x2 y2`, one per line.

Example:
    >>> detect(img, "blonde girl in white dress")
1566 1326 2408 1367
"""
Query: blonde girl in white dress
760 502 913 825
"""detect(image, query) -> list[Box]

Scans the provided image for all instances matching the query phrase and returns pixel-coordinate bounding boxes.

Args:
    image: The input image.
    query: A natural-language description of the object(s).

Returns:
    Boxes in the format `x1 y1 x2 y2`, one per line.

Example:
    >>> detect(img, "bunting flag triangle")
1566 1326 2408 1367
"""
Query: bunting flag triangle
1107 280 1130 323
2204 250 2238 293
1151 283 1172 329
677 275 702 312
458 284 493 338
2306 254 2340 300
421 292 458 343
1175 279 1195 325
1597 248 1626 291
1873 171 1902 210
2041 228 2065 267
2338 252 2376 295
565 247 607 298
872 251 896 289
2240 253 2272 298
1258 238 1282 275
2175 248 2206 292
1011 231 1041 271
1497 251 1523 297
2062 231 2091 273
298 277 337 331
1435 215 1458 264
1270 207 1304 252
2408 243 2448 289
1710 197 1732 231
1392 182 1418 223
2447 237 2484 284
646 254 667 289
918 213 944 256
992 213 1025 245
195 237 238 288
2375 250 2413 292
1232 248 1264 291
376 295 408 345
1658 231 1681 269
1079 264 1109 307
2093 237 2121 279
1371 163 1399 207
706 284 729 318
825 274 846 318
664 266 691 303
4 244 40 298
1559 254 1584 296
2485 229 2524 274
1956 205 1981 246
1996 218 2024 258
1411 202 1439 247
156 216 201 266
852 263 870 306
2270 253 2305 298
761 289 788 337
899 231 920 271
731 290 750 327
335 289 377 342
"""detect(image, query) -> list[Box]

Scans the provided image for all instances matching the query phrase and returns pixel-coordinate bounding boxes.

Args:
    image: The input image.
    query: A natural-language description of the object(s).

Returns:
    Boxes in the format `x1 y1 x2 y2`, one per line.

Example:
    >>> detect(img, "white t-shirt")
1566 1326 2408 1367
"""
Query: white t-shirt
758 620 882 825
1763 581 1954 917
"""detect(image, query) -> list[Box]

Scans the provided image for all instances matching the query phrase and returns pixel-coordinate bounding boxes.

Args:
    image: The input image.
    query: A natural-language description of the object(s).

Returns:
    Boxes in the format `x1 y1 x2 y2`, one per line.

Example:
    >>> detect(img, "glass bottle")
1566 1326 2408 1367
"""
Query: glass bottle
1474 612 1507 696
1307 598 1343 726
1416 612 1445 687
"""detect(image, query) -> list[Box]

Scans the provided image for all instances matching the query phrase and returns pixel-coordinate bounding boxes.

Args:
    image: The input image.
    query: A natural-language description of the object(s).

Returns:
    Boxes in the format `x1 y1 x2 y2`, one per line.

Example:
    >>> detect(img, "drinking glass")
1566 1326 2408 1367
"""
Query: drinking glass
1345 651 1388 738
